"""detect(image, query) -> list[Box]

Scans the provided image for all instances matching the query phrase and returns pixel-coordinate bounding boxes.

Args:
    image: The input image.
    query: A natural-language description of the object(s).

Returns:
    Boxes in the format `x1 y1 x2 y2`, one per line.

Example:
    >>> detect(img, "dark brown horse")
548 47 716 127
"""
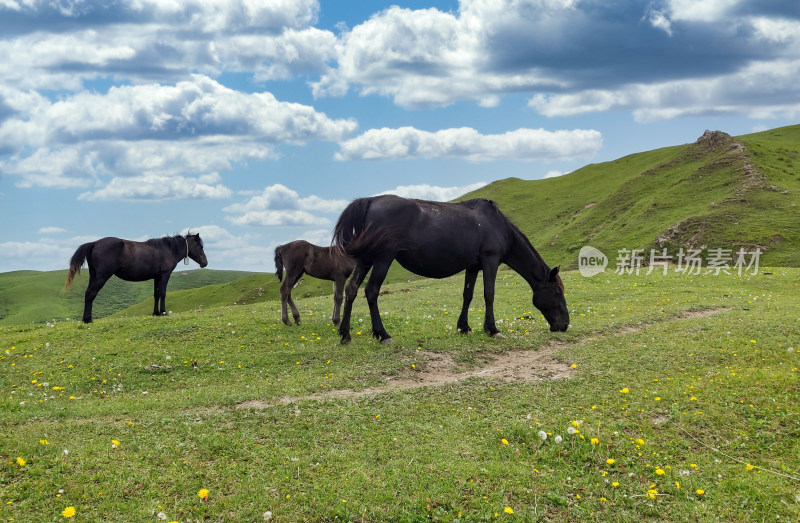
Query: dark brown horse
64 233 208 323
332 195 569 344
274 240 356 326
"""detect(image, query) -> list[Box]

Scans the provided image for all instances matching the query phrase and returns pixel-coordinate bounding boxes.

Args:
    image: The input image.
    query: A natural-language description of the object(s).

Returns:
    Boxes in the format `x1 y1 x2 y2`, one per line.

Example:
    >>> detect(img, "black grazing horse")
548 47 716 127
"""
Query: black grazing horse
274 240 356 326
64 233 208 323
332 195 569 345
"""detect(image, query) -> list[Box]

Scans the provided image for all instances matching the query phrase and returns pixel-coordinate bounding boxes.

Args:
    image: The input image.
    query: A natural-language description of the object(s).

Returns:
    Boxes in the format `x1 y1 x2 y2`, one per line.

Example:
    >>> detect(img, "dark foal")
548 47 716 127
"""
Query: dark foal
333 195 569 345
274 240 356 326
64 234 208 323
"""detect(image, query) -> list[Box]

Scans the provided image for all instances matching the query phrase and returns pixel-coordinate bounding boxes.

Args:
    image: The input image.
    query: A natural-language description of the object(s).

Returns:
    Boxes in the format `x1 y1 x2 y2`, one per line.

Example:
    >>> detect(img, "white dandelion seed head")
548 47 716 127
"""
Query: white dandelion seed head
567 426 576 434
554 435 563 443
538 430 547 441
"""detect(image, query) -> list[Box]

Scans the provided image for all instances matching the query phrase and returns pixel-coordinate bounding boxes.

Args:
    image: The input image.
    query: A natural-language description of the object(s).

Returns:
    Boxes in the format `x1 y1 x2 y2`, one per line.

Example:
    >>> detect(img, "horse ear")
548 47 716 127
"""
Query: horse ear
549 266 560 281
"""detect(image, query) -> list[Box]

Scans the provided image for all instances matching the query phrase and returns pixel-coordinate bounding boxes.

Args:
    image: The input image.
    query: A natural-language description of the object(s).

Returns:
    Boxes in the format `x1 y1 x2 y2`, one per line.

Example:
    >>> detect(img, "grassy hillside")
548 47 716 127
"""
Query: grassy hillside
0 269 256 326
462 125 800 268
2 268 798 520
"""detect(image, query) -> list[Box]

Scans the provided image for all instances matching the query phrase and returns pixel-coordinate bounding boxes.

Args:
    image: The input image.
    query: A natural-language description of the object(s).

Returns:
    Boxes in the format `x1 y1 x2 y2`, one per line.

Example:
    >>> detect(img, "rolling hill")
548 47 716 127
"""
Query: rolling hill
461 125 800 268
0 269 257 326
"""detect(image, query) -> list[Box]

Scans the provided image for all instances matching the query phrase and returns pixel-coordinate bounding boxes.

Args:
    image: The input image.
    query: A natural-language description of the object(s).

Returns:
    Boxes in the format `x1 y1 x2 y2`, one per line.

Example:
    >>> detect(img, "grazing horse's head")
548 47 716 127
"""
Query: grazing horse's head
186 233 208 268
532 266 569 332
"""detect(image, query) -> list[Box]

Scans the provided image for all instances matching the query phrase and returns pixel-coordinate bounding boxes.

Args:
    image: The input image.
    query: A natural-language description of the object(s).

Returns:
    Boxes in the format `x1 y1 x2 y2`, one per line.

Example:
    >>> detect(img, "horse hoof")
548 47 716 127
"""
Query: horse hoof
381 337 395 345
491 332 505 339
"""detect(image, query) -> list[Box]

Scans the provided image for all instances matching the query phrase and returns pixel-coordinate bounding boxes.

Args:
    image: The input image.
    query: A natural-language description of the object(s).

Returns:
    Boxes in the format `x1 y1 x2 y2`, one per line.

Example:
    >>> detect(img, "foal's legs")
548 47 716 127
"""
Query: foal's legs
279 269 303 326
82 266 111 323
331 276 346 326
457 268 479 333
339 263 370 344
363 259 394 344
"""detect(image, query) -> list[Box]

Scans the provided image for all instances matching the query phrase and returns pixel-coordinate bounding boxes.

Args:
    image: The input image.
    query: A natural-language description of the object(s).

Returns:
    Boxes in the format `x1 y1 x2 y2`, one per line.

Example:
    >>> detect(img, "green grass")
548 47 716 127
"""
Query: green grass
2 268 798 521
0 269 257 326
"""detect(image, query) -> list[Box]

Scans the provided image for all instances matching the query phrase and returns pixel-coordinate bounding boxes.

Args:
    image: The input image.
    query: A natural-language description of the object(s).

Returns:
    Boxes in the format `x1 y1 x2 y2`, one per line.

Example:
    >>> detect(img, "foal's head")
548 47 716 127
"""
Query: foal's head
532 266 569 332
186 233 208 268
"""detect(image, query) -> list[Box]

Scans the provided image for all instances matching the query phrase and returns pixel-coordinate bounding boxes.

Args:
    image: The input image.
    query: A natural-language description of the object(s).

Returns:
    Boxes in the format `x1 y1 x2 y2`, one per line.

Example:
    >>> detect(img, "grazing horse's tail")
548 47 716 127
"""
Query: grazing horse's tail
332 197 373 250
274 246 284 282
332 197 405 263
64 242 94 290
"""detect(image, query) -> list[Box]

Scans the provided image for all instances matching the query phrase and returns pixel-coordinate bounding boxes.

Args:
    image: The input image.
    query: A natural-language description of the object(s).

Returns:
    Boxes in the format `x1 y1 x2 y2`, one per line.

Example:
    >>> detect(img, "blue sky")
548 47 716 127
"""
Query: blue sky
1 0 798 272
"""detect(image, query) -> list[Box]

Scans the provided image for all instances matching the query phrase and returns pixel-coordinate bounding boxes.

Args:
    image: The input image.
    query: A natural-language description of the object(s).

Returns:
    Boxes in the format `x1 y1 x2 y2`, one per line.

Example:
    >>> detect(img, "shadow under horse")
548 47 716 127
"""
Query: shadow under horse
64 233 208 323
332 195 569 345
274 240 356 326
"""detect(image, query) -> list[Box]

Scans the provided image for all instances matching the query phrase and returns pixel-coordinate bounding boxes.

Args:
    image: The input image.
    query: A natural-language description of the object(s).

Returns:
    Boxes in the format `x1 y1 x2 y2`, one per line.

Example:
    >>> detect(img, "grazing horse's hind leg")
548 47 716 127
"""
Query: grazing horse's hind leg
82 267 111 323
457 268 479 333
363 259 394 344
339 263 370 344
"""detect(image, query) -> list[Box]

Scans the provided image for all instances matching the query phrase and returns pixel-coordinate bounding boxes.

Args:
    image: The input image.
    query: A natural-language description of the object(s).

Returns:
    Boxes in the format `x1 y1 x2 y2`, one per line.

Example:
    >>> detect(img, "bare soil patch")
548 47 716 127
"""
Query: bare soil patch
236 307 728 408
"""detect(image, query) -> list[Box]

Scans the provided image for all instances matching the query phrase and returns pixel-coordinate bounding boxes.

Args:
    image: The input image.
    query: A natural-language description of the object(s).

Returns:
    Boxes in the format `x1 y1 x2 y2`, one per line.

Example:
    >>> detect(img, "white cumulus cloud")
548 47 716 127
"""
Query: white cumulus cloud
335 127 602 162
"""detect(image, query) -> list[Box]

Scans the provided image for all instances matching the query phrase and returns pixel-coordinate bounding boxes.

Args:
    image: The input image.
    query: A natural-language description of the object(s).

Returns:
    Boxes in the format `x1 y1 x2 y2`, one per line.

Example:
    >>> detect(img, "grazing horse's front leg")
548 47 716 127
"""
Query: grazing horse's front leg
363 259 394 344
339 264 370 344
152 275 166 316
457 268 479 333
481 262 502 338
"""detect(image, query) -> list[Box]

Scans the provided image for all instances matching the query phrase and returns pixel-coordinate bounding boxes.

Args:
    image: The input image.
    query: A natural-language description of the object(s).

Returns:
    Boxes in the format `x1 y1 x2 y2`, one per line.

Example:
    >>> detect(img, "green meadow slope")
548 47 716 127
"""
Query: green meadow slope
0 269 256 326
462 125 800 268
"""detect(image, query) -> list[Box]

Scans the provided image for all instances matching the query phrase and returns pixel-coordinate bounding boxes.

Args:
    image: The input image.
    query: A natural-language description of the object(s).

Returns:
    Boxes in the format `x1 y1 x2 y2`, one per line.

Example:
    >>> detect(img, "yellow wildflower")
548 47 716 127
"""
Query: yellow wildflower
62 506 76 518
16 457 26 467
504 507 514 514
606 458 615 465
696 489 704 495
198 488 209 500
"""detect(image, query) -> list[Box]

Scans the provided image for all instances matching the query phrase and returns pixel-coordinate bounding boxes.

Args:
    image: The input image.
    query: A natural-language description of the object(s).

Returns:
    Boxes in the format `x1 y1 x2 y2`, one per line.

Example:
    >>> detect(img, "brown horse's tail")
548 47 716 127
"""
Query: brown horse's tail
64 242 93 290
274 246 284 282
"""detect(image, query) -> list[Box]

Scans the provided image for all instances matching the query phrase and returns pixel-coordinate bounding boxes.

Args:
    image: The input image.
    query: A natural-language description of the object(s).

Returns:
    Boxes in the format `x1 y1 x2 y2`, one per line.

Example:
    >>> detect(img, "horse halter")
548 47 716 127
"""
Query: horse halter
184 235 190 265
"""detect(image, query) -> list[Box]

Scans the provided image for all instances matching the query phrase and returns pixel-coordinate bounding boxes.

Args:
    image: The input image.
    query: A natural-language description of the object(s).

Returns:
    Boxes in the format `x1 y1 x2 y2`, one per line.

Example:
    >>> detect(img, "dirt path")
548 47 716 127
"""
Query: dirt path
236 307 727 408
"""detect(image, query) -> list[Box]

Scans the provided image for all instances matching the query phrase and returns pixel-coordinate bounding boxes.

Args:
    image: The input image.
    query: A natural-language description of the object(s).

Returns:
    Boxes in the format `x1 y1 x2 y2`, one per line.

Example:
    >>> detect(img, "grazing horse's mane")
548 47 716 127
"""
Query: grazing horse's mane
471 198 564 292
